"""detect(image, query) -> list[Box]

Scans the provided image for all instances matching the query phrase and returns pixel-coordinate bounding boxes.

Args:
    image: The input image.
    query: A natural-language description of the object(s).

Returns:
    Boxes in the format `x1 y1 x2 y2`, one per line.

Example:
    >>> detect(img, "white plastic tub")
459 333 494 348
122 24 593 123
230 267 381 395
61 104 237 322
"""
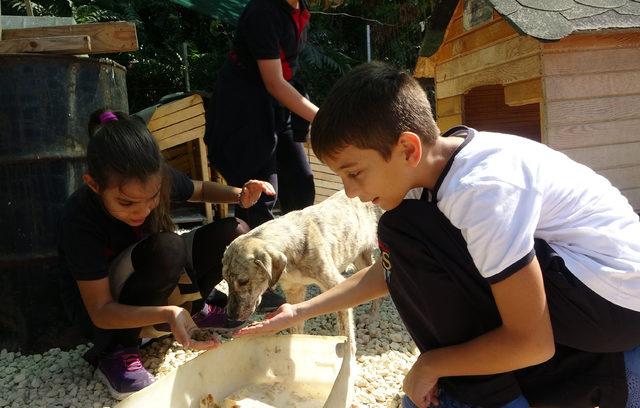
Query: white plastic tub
115 335 354 408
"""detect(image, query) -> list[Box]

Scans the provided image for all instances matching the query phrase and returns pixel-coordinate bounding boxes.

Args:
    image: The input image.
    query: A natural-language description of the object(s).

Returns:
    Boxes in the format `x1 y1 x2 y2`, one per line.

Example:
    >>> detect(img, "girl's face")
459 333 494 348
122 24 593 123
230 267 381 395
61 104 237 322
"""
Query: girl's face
84 172 162 227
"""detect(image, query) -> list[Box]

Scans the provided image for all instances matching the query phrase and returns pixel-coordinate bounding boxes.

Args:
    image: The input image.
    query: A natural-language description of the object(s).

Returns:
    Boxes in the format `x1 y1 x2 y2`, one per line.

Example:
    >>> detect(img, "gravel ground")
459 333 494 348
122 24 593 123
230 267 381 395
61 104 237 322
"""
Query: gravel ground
0 286 418 408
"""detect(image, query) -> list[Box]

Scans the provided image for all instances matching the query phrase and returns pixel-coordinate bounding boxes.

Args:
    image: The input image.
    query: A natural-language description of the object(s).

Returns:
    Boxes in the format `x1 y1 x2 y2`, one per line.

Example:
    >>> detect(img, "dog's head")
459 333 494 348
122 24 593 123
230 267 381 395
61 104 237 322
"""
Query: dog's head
222 237 287 321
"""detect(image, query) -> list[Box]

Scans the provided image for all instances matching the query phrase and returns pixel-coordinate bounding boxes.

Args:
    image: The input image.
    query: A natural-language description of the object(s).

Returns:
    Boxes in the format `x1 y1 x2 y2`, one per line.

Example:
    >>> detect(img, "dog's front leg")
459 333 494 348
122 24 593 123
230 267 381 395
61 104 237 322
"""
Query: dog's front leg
279 281 307 334
337 308 357 355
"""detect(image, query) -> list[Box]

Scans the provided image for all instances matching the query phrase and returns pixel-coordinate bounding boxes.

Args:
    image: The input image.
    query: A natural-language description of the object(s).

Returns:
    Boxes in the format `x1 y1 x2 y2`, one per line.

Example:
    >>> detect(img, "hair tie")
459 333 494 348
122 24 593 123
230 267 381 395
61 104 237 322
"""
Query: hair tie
99 111 118 123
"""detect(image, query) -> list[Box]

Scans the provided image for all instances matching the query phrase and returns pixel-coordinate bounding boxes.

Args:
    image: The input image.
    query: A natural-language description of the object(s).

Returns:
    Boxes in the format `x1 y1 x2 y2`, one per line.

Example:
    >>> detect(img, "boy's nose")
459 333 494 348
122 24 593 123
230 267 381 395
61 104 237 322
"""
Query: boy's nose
343 182 358 199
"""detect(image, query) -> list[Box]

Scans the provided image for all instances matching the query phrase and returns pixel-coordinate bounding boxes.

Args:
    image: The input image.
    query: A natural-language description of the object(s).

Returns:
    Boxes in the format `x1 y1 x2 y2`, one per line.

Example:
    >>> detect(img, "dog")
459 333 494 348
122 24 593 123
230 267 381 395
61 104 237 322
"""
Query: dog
222 190 384 349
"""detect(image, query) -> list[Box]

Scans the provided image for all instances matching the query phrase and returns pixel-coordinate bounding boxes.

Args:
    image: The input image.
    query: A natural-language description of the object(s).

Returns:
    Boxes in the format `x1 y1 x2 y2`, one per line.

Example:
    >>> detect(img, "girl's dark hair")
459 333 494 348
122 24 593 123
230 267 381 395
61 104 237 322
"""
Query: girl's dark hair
311 61 440 162
87 109 174 232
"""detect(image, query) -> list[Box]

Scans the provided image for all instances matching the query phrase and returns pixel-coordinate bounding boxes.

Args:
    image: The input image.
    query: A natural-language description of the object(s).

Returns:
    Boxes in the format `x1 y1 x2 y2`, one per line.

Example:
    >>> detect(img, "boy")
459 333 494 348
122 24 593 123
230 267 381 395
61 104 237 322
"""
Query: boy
236 62 640 407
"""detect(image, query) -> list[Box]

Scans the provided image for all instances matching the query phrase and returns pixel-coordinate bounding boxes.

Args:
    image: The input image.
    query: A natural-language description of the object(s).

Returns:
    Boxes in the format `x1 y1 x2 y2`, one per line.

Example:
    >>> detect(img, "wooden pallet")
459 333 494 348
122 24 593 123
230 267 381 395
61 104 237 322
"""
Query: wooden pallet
147 94 227 222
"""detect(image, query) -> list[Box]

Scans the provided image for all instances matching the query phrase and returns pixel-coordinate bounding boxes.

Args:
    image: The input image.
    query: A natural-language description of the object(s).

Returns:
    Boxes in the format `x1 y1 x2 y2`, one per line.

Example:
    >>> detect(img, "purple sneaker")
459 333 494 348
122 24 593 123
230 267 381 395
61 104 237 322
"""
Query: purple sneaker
95 347 155 400
192 304 246 330
192 304 228 328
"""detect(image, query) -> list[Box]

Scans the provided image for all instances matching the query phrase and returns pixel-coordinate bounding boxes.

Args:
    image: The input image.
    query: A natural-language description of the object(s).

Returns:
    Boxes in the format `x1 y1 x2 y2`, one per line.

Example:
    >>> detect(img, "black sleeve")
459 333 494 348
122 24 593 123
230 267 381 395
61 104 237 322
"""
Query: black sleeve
241 6 281 60
169 166 195 202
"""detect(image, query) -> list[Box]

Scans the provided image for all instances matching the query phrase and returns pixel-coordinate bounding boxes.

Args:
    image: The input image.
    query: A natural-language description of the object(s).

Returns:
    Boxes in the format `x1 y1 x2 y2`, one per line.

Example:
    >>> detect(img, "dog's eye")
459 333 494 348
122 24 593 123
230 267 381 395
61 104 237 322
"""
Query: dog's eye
237 278 249 287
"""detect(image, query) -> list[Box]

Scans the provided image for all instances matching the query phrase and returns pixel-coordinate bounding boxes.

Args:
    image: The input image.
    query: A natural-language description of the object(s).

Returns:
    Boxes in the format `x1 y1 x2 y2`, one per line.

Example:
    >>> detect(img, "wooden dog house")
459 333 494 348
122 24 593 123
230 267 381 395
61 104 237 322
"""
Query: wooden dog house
414 0 640 210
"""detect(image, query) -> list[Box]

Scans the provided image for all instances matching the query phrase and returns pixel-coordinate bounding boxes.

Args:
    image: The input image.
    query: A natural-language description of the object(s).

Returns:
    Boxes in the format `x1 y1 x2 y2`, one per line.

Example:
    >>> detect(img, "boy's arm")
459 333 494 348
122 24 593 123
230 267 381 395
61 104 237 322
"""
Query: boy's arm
404 257 554 405
235 258 389 336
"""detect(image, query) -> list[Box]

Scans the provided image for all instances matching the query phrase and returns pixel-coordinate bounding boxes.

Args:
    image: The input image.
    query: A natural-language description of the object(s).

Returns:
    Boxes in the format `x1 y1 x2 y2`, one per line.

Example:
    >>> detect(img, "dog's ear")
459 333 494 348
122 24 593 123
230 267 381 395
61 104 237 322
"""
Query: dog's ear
255 246 287 287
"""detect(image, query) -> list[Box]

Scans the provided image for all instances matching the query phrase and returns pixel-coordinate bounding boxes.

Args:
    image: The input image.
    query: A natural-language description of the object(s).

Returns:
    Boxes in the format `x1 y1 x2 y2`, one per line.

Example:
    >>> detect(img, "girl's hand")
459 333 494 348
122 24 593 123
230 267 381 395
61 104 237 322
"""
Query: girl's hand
233 303 298 337
239 180 276 208
167 306 220 350
403 357 440 408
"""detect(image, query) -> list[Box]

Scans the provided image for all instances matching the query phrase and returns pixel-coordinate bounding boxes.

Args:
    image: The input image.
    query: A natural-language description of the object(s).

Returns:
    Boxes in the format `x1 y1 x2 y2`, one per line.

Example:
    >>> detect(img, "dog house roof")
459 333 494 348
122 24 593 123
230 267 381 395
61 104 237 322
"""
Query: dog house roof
489 0 640 40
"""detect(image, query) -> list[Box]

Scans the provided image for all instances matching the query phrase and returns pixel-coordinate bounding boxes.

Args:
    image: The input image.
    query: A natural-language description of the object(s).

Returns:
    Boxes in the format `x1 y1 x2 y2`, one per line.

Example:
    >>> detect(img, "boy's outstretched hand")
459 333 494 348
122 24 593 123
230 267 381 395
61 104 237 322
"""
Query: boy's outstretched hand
233 303 298 337
239 180 276 208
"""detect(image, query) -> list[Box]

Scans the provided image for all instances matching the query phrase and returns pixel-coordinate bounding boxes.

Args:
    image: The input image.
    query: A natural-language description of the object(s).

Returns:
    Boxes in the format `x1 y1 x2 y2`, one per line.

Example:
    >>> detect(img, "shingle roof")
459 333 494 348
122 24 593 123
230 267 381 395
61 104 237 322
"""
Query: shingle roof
489 0 640 40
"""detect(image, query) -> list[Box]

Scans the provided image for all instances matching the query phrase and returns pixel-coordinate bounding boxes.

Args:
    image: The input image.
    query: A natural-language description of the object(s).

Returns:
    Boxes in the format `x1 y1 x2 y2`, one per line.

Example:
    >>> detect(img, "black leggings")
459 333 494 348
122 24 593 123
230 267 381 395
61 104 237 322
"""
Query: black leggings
83 218 248 364
219 127 315 228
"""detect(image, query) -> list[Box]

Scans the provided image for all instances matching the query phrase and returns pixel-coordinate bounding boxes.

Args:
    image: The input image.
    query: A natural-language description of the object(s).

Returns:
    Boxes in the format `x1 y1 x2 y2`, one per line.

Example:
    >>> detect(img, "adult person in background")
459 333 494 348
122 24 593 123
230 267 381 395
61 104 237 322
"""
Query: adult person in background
205 0 318 229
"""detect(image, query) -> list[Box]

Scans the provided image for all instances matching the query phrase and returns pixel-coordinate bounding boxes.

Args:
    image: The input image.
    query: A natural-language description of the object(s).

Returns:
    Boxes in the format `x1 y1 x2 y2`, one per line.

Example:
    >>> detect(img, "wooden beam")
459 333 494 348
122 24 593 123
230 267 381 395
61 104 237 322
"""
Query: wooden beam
436 95 462 117
414 56 435 78
543 31 640 53
0 35 91 54
436 54 541 99
2 21 138 54
504 78 542 106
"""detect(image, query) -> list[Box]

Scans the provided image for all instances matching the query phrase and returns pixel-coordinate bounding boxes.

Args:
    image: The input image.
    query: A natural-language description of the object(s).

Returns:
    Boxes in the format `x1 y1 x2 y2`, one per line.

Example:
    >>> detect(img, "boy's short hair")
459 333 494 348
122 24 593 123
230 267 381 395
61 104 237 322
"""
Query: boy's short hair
311 61 439 162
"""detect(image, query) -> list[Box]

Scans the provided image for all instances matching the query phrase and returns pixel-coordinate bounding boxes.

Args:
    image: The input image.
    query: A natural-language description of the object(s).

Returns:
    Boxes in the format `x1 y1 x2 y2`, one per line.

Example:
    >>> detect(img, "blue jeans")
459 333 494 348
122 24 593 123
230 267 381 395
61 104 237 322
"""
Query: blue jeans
625 346 640 408
402 393 529 408
402 347 640 408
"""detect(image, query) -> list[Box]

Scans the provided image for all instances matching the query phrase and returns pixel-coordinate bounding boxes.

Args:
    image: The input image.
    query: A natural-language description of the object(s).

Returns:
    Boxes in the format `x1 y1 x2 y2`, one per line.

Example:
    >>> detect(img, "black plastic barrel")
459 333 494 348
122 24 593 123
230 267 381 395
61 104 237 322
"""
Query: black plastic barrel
0 54 128 352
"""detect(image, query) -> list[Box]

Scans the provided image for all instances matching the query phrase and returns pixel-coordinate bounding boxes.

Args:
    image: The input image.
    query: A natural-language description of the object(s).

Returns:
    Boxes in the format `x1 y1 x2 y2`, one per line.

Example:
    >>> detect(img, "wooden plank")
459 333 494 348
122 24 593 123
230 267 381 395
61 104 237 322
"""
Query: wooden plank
315 186 340 198
314 178 343 191
436 32 540 83
414 56 435 78
2 21 137 54
197 138 213 222
546 94 640 126
155 126 205 150
152 116 205 142
543 31 640 53
148 104 204 132
598 165 640 191
152 95 202 119
562 141 640 171
0 35 91 54
437 114 462 131
436 19 519 64
547 118 640 150
542 47 640 76
436 54 541 99
504 78 542 106
436 95 462 117
310 162 337 174
544 70 640 102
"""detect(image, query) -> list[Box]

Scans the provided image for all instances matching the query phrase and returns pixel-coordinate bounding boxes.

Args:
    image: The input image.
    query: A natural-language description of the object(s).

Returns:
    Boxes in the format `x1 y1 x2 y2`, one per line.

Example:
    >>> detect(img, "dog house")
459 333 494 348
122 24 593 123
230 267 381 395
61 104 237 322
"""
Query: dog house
414 0 640 210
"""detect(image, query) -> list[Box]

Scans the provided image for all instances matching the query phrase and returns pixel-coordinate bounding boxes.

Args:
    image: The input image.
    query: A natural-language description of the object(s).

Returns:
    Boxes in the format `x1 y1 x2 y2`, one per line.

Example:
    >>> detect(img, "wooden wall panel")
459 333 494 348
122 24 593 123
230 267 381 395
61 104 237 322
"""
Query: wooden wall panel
542 31 640 53
543 47 640 76
542 42 640 210
547 118 640 150
306 143 343 204
545 70 640 101
436 36 540 83
618 188 640 212
545 94 640 126
437 54 541 99
599 165 640 191
562 142 640 171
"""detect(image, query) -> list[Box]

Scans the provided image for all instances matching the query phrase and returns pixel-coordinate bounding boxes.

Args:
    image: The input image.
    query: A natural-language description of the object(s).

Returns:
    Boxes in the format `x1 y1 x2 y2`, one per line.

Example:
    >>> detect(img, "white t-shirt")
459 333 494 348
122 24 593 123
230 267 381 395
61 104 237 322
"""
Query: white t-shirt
427 128 640 311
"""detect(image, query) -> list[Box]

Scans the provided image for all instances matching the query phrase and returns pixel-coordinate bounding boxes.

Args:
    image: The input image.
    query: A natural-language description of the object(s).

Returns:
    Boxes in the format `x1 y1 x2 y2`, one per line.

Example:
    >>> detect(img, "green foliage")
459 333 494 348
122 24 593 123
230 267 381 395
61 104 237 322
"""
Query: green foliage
0 0 439 109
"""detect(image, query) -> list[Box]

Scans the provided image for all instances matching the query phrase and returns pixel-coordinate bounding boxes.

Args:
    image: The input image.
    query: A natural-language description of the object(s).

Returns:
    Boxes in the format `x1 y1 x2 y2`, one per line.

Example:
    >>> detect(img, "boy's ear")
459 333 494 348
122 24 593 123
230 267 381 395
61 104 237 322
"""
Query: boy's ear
83 174 100 193
397 132 422 167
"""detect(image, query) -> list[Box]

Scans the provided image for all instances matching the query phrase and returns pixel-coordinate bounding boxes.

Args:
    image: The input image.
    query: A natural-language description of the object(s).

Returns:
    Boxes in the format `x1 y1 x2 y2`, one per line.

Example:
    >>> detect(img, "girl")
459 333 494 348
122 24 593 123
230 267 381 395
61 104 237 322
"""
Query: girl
58 109 275 400
205 0 318 228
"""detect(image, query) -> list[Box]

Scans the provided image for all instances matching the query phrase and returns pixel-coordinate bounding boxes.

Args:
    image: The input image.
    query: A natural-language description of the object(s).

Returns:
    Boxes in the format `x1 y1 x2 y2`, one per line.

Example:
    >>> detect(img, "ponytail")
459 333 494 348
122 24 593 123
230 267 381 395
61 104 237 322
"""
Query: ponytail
86 108 175 232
